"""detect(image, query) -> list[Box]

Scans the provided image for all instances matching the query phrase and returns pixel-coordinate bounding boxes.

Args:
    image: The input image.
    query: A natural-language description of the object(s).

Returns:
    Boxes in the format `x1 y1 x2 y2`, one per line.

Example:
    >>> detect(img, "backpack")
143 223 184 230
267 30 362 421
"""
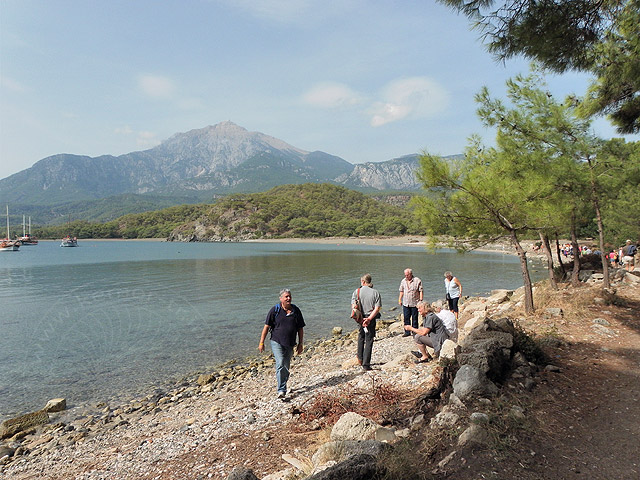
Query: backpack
628 244 637 256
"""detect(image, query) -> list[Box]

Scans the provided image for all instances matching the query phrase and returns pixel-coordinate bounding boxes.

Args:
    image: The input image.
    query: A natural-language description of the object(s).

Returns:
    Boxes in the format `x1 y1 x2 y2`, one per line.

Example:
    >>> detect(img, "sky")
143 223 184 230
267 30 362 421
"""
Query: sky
1 0 638 180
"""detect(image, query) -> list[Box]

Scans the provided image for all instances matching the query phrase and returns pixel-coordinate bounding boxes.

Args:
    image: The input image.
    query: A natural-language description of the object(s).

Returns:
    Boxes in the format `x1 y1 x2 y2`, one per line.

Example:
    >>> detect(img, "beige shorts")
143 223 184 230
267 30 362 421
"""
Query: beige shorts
622 255 635 266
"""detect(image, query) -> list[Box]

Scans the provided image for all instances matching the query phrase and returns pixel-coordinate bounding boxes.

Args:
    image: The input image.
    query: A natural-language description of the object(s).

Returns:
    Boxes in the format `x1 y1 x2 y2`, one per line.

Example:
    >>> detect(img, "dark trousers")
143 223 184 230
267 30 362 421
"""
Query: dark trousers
447 296 460 314
403 305 419 329
357 319 376 368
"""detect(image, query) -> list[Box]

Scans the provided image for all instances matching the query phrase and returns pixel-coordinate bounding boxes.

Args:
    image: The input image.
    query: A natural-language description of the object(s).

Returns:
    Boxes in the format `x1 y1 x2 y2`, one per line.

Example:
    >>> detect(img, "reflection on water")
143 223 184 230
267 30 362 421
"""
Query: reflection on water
0 240 544 419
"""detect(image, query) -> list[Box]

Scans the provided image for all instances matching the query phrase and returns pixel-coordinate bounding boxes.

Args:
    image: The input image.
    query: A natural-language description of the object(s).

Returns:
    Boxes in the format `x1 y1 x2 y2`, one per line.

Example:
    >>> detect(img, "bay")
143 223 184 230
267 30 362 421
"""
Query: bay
0 240 544 420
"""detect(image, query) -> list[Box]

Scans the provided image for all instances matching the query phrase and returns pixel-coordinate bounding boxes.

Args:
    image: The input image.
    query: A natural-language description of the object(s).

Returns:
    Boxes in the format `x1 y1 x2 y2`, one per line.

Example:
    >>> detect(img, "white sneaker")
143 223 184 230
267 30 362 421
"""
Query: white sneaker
277 391 286 399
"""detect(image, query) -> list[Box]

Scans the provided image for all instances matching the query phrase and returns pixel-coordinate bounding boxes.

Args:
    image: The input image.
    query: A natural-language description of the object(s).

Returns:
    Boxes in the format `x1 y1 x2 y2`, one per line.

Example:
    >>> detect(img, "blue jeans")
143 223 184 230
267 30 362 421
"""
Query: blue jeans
270 340 293 394
403 305 419 329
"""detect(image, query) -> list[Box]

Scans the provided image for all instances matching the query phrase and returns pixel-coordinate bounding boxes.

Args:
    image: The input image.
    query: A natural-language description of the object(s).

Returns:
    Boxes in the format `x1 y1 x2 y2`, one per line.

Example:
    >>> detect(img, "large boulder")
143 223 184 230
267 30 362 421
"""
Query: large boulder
439 339 460 361
312 440 391 466
226 468 260 480
0 410 49 439
307 454 384 480
330 412 381 441
459 325 514 381
43 398 67 413
453 365 498 401
486 289 513 304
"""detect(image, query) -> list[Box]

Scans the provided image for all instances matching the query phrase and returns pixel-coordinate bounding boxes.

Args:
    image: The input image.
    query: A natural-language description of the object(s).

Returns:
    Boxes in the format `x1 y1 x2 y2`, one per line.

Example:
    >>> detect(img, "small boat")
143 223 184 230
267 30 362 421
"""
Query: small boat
60 235 78 247
17 215 38 245
1 206 20 252
0 239 20 251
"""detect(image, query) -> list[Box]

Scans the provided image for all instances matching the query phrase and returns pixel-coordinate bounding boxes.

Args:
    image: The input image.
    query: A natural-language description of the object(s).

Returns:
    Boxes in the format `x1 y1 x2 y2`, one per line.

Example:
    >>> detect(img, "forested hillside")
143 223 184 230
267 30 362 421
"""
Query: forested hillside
167 183 421 241
32 184 421 240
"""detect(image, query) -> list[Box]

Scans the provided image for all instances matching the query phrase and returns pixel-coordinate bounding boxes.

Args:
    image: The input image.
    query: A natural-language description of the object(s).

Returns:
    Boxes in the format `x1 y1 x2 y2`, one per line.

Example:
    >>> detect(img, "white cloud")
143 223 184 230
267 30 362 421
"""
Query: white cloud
137 75 175 99
302 82 361 108
1 75 28 93
369 77 449 127
136 131 160 148
115 126 134 135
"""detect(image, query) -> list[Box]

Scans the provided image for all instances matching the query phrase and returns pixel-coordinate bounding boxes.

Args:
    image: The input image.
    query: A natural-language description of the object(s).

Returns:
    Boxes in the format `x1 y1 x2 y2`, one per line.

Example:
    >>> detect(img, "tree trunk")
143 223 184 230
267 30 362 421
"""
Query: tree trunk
593 195 610 289
540 232 557 290
555 234 565 269
587 159 610 289
510 229 535 313
570 218 581 287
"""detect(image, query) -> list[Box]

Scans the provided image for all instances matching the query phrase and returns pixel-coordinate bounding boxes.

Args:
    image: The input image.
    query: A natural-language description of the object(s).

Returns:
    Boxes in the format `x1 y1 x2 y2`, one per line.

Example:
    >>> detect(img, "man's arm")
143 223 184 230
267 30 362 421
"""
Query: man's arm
405 324 430 336
296 328 304 354
258 324 269 352
363 305 381 327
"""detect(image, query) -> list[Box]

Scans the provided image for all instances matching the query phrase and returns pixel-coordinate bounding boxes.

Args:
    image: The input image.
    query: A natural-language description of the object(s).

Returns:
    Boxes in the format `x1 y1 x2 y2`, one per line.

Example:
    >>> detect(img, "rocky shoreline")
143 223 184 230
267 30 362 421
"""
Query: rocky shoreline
2 236 628 479
4 260 637 479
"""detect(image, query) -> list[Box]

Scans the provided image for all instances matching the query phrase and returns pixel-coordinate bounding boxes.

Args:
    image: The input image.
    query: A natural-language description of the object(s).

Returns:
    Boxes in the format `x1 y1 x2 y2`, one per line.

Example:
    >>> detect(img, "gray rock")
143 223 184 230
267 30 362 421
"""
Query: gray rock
196 373 216 386
440 339 460 360
226 468 260 480
332 327 343 335
0 410 49 439
374 427 398 443
43 398 67 413
458 424 490 448
458 330 513 380
307 454 383 480
544 364 561 373
545 308 563 317
453 365 498 401
510 406 526 420
486 290 512 304
312 440 391 466
330 412 380 441
430 407 460 429
592 318 611 326
0 445 15 459
470 412 489 424
593 324 615 336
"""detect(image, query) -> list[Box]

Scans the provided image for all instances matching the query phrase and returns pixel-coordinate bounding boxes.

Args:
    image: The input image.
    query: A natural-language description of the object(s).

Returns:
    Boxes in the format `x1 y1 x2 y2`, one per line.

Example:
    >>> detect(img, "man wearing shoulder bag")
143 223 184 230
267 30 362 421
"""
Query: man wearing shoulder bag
351 274 381 371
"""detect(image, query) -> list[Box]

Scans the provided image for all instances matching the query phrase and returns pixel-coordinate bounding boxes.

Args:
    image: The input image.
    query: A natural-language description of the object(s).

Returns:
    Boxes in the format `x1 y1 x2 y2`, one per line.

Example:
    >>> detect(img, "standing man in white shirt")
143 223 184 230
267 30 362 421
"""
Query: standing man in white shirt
399 268 423 337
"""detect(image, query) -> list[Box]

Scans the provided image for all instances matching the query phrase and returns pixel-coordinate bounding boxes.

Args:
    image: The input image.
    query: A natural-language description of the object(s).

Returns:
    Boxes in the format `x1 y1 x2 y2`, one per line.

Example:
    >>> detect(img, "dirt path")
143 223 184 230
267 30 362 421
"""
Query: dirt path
447 282 640 480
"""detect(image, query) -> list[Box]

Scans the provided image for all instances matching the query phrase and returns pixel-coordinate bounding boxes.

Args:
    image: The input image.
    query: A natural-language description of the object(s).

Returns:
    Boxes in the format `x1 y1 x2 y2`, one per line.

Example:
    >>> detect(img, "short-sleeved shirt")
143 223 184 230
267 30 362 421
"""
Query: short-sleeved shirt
399 276 423 307
422 312 449 355
351 285 382 317
265 304 305 347
436 309 457 335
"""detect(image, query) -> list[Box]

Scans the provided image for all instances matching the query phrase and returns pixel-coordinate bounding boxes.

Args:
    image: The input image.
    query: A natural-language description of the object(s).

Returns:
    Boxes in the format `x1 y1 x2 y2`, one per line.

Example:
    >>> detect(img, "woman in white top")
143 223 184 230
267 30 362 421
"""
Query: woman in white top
444 271 462 319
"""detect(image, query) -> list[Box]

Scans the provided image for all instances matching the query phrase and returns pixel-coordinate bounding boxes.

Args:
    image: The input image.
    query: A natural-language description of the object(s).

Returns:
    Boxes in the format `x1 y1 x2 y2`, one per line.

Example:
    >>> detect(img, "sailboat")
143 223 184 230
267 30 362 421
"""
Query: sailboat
1 206 20 252
17 215 38 245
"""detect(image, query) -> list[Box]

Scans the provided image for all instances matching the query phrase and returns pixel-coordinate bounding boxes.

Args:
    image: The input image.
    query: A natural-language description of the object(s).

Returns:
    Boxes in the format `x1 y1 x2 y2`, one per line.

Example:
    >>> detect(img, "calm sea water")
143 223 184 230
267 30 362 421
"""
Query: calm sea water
0 240 544 420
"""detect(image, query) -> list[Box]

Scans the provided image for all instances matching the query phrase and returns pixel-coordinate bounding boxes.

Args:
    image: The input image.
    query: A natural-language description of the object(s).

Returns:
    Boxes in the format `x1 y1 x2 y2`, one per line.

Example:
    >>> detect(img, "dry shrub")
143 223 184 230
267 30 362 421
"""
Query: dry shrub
298 381 413 428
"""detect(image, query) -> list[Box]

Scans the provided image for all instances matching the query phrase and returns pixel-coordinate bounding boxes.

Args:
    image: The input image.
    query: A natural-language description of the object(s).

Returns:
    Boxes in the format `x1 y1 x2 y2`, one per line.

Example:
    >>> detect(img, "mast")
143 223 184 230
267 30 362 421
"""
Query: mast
23 215 26 237
5 206 9 240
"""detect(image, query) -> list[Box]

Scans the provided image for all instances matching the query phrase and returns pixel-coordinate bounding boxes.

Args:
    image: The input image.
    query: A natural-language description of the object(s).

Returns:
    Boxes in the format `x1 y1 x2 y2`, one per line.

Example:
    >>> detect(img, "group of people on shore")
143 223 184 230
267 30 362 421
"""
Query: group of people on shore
609 240 637 271
257 269 463 399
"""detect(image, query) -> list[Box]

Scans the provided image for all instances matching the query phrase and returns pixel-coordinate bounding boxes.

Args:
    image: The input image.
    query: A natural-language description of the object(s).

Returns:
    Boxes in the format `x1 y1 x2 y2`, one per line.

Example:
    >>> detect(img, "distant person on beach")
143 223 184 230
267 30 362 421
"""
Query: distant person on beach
351 274 381 371
621 240 637 272
444 271 462 319
404 301 449 362
258 289 305 399
398 268 423 337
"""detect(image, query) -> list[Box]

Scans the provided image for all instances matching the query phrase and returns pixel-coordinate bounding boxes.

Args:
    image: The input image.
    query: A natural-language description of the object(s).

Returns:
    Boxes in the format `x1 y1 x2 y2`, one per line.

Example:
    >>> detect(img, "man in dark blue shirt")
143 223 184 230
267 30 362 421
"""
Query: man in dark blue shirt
258 289 305 399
